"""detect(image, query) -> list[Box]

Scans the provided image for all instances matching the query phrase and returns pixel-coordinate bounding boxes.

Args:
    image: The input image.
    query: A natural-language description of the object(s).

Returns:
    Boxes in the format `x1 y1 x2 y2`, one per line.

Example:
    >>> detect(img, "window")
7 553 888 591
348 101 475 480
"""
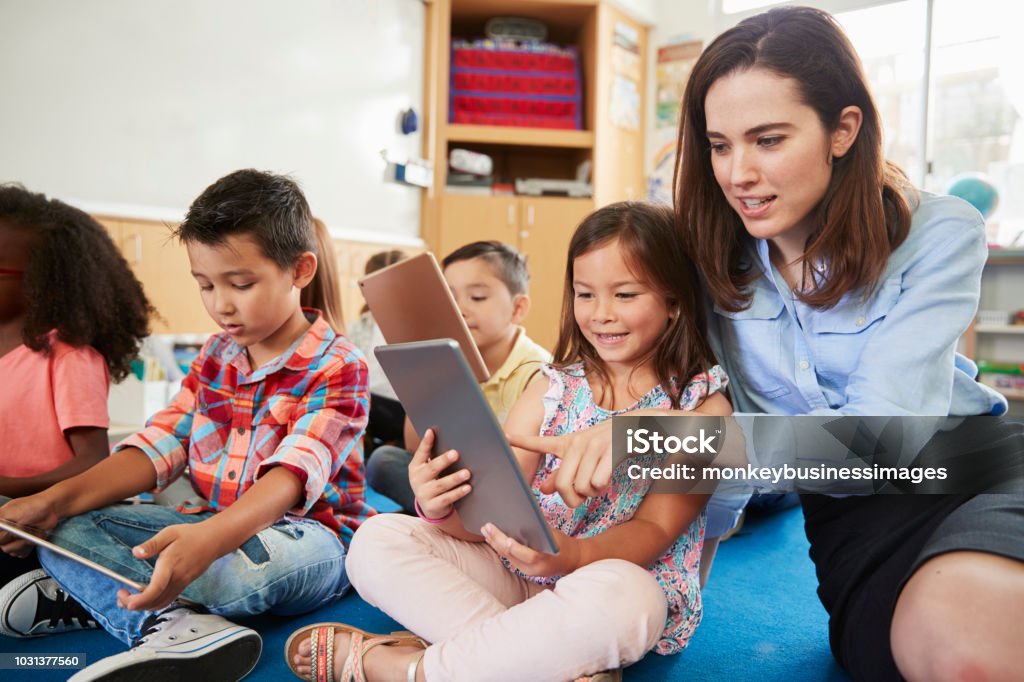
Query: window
834 1 928 182
926 0 1021 244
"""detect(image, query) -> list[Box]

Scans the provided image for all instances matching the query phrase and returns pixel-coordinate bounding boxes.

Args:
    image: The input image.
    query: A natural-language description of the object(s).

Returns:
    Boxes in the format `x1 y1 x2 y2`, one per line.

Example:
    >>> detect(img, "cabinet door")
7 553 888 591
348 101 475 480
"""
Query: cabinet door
120 220 218 335
437 195 518 259
519 197 594 352
95 216 123 245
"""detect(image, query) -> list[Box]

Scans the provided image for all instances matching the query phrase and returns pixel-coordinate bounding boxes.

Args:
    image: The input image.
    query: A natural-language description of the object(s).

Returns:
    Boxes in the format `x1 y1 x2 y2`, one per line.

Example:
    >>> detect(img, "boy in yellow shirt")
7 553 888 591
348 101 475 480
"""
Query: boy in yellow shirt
367 241 550 511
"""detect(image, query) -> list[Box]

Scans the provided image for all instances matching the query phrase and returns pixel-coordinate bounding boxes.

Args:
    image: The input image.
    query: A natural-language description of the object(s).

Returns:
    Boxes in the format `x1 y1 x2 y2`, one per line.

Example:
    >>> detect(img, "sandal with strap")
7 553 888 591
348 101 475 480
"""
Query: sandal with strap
574 669 623 682
284 622 427 682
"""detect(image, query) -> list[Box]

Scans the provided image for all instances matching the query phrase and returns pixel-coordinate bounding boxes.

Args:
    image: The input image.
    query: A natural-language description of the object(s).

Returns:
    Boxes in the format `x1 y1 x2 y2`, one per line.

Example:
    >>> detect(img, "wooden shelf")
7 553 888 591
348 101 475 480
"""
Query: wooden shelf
446 124 594 149
987 248 1024 265
975 325 1024 335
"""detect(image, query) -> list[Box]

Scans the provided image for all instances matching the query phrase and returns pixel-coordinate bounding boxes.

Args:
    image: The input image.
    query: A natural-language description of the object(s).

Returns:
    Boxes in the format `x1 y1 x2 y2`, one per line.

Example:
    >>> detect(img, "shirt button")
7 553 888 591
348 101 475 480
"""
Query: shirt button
199 401 207 411
855 316 866 326
236 426 245 435
799 360 810 370
228 470 236 480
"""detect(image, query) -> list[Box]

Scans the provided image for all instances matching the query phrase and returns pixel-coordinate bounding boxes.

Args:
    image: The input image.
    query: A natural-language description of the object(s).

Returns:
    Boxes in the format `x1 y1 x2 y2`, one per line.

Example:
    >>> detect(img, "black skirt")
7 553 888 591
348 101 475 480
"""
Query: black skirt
801 418 1024 681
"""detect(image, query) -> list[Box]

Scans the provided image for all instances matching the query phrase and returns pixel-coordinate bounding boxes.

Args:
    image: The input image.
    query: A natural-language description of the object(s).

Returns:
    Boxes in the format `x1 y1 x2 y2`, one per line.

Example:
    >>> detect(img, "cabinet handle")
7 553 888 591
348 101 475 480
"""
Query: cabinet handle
527 205 535 226
520 230 530 240
507 204 516 227
124 232 142 265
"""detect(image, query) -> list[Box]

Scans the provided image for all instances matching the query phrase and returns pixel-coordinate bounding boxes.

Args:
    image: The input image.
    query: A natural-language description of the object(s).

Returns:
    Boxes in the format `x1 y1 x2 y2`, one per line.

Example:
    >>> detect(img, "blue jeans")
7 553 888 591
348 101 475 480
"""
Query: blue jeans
364 445 415 514
38 504 349 645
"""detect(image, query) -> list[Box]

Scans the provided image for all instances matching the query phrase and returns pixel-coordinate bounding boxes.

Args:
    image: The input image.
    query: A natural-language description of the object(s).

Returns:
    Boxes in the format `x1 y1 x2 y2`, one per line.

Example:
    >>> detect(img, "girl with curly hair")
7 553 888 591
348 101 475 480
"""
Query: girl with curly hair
0 183 151 589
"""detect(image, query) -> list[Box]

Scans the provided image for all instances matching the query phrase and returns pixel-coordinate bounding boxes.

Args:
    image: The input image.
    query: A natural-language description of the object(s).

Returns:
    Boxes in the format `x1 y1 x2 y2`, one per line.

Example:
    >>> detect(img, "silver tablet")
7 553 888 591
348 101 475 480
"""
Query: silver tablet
0 518 201 607
375 339 558 554
0 518 145 592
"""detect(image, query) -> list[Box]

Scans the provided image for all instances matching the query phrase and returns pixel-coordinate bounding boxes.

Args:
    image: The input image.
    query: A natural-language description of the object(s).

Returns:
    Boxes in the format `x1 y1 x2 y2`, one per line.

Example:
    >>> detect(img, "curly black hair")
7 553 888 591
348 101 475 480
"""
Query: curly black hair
0 184 153 381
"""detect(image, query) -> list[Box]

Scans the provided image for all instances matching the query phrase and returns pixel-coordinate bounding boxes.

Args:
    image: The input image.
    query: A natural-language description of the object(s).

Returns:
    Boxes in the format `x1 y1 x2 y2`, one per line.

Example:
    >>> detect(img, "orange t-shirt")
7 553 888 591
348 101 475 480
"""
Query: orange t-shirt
0 333 110 477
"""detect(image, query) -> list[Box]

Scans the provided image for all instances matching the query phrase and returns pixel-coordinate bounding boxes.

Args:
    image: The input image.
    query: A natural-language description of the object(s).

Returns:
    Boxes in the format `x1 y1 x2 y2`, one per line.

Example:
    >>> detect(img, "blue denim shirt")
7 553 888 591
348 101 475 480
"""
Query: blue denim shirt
709 191 1008 419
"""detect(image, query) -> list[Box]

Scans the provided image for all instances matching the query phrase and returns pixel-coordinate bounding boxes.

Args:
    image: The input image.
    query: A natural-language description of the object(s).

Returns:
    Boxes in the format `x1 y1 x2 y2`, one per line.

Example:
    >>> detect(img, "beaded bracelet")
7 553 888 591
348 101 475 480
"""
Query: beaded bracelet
414 498 454 524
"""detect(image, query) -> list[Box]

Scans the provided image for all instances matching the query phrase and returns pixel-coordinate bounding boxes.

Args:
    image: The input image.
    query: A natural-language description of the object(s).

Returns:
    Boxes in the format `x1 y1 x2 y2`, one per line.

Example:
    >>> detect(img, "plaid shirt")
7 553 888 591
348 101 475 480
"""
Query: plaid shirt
115 311 373 542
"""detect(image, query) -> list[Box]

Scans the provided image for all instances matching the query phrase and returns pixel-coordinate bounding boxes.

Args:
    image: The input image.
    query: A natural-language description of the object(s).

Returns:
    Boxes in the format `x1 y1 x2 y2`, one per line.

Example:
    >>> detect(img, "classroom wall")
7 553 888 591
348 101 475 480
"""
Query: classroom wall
0 0 425 240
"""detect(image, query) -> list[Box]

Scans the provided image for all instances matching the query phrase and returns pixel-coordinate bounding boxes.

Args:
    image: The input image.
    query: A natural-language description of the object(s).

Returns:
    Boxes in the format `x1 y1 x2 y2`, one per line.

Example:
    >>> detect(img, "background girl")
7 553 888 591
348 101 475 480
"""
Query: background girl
287 201 731 682
0 184 151 590
347 249 408 454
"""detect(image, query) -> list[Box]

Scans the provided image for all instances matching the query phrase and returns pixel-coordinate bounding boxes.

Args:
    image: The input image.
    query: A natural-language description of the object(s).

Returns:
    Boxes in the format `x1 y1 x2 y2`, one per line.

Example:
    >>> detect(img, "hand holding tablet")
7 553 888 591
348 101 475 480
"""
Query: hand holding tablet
376 339 558 554
0 518 146 593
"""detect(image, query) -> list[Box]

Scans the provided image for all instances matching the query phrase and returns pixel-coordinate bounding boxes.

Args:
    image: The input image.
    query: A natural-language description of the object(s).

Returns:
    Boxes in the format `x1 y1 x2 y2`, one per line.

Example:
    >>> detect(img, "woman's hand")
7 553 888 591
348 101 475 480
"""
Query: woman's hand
507 419 614 508
481 523 581 578
408 428 472 520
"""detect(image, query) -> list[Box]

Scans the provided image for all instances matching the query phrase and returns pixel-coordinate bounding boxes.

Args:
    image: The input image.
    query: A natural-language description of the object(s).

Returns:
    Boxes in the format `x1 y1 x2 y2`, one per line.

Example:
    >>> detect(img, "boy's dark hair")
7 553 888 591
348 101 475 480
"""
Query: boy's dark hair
0 184 153 382
442 241 529 296
176 169 343 329
176 169 315 268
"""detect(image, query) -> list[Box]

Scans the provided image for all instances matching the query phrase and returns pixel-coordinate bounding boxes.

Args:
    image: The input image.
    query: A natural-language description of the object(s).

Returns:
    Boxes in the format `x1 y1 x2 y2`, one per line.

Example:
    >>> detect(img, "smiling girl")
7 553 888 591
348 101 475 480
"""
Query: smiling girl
286 201 731 682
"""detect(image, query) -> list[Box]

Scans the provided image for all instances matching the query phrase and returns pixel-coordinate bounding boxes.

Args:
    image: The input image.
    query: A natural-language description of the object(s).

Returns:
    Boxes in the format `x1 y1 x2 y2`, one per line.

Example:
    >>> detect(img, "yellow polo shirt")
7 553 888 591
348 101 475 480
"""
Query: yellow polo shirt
482 326 552 424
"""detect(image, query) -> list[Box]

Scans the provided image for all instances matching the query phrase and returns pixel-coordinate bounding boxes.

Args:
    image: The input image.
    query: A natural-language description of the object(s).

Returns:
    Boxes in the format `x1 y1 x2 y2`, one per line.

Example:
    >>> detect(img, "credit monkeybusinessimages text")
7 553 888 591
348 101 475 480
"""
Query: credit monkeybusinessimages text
626 462 949 485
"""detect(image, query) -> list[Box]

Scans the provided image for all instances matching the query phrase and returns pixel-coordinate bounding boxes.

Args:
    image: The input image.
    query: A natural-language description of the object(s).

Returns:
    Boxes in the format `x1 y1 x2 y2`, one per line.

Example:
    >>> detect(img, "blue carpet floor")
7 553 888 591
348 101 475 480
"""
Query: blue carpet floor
1 501 850 681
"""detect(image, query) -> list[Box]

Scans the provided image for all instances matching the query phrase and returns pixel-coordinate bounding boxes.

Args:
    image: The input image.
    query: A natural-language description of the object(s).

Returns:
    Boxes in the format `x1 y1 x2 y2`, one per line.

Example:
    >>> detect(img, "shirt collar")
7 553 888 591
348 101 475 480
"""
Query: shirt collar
753 239 827 295
224 309 334 379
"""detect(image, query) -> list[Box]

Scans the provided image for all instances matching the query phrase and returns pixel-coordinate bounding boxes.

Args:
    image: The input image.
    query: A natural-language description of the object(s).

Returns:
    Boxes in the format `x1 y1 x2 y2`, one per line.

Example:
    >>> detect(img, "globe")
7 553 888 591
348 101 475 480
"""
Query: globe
946 172 1000 218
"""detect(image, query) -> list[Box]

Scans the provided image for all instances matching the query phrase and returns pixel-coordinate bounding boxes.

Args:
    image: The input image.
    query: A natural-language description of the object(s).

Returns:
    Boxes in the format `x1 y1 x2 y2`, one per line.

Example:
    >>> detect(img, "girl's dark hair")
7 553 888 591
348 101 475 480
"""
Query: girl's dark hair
553 201 718 409
176 170 342 328
674 5 914 311
360 249 407 314
0 184 153 381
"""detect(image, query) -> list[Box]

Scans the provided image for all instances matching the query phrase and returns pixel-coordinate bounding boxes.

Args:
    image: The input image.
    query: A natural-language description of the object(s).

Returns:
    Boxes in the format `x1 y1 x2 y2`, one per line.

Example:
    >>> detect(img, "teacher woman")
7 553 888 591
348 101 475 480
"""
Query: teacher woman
511 6 1023 681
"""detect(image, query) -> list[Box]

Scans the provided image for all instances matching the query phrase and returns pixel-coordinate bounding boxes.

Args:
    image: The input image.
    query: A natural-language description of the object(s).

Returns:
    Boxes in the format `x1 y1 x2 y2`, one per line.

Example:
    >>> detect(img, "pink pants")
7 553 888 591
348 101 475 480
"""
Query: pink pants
346 513 668 682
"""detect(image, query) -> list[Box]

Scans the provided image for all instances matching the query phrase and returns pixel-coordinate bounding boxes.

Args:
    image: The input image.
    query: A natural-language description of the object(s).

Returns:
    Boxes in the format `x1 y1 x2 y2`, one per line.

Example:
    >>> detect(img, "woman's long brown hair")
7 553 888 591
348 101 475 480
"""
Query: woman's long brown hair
674 5 915 312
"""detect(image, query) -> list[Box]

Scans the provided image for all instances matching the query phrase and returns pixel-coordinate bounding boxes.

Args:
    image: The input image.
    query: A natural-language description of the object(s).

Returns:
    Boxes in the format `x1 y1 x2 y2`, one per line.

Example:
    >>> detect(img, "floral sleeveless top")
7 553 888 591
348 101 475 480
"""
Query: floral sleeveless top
524 362 728 654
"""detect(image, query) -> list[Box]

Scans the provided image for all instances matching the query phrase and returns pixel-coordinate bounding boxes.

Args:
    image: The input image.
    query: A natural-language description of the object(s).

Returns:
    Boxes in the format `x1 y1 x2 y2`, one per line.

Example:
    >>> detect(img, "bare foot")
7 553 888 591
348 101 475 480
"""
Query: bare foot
292 629 424 682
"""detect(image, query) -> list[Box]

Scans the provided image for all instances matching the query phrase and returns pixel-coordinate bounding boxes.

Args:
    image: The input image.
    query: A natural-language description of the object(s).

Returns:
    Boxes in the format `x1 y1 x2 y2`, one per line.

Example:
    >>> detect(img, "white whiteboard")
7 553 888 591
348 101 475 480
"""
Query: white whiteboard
0 0 425 239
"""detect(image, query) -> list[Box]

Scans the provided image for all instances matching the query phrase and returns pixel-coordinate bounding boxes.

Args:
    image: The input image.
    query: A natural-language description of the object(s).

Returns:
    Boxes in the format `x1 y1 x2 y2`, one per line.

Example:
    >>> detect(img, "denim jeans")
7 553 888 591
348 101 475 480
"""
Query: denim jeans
364 445 415 514
37 504 349 645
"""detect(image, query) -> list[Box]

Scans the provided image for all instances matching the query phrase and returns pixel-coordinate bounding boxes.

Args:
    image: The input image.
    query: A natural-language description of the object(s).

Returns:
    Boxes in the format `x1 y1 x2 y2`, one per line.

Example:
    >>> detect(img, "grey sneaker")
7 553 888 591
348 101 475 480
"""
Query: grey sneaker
0 569 99 637
67 605 261 682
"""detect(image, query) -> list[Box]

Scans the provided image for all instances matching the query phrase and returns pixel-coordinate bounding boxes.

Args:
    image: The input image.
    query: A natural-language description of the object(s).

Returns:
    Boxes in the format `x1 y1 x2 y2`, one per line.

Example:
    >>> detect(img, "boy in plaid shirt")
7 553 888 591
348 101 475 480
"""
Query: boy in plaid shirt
0 170 370 681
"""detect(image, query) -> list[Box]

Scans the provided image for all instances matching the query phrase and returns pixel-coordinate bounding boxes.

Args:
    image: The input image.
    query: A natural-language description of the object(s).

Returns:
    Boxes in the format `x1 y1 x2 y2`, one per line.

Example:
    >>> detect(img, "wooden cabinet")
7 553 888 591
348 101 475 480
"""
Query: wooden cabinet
421 0 648 352
439 195 592 350
95 216 217 335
